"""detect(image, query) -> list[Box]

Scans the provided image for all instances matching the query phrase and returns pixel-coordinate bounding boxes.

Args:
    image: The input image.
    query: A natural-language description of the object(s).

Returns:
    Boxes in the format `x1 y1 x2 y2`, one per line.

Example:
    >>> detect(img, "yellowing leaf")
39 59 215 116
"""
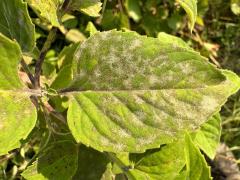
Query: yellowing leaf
69 0 102 17
0 34 37 155
26 0 62 27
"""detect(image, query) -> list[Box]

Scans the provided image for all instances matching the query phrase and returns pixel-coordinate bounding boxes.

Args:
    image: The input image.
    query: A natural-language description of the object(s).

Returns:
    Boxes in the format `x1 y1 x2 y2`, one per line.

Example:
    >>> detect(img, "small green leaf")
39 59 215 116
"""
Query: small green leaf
0 34 37 155
124 0 142 22
177 0 197 31
51 43 79 90
26 0 62 27
66 29 86 43
193 113 221 159
0 0 35 53
185 134 212 180
231 0 240 15
129 141 186 179
73 145 111 180
157 32 193 50
69 0 102 17
21 141 78 180
86 21 98 36
65 31 240 153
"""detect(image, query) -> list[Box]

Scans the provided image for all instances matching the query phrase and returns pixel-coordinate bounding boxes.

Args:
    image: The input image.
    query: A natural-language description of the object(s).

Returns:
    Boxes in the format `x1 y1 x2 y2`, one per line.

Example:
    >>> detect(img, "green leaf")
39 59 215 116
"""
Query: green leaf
51 43 79 90
231 0 240 15
69 0 102 17
21 141 78 180
0 34 37 155
86 21 98 36
128 141 186 179
124 0 142 22
157 32 193 51
177 0 197 31
0 0 35 53
193 113 221 159
73 145 111 180
65 30 240 153
185 134 212 180
26 0 62 27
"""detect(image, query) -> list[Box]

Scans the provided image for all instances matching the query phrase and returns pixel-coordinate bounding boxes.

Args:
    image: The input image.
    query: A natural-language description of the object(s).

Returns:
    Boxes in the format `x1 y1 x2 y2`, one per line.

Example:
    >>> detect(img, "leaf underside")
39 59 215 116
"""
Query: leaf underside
65 30 240 153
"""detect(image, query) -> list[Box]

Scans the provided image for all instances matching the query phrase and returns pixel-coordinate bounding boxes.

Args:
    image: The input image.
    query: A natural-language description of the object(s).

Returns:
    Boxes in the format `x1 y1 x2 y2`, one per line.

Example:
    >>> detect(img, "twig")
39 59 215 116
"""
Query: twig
101 0 108 16
106 152 134 179
44 102 67 125
34 0 71 89
61 0 71 14
0 152 16 163
34 27 58 88
20 59 35 85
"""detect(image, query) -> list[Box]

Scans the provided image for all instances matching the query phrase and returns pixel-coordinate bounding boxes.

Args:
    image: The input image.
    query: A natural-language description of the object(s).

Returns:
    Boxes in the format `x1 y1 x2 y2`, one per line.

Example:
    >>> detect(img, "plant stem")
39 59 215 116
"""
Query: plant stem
34 27 57 89
106 152 134 179
20 59 35 85
61 0 71 14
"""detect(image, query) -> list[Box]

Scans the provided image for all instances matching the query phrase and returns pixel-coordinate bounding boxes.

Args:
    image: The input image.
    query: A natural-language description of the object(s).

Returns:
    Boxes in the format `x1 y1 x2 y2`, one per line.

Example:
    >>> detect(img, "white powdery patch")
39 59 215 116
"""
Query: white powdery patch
130 113 146 127
154 109 169 122
178 62 193 74
100 136 111 146
149 75 160 86
134 95 145 105
135 110 146 121
78 70 87 78
101 96 113 107
155 54 169 62
129 39 142 50
171 42 181 50
114 66 124 76
99 31 110 40
74 48 83 60
137 134 157 147
123 78 133 89
115 143 126 151
116 128 131 138
200 96 219 112
136 56 143 64
93 68 101 77
149 91 159 101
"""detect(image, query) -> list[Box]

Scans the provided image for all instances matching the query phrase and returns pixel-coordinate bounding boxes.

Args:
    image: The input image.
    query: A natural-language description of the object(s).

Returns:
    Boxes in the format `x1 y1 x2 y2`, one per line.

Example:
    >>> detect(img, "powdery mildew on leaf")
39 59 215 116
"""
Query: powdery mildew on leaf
66 30 240 153
0 34 37 155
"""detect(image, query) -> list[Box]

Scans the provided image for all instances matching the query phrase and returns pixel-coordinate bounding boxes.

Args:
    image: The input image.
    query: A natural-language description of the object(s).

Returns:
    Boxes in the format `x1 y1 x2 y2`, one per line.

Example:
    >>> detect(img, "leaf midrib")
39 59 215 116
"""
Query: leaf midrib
59 82 229 95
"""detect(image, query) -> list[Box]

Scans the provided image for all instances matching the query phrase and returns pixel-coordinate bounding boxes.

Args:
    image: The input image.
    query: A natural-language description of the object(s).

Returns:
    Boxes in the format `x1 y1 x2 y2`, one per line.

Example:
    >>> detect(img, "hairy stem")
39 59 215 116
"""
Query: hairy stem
107 153 134 179
20 59 35 85
34 27 57 89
